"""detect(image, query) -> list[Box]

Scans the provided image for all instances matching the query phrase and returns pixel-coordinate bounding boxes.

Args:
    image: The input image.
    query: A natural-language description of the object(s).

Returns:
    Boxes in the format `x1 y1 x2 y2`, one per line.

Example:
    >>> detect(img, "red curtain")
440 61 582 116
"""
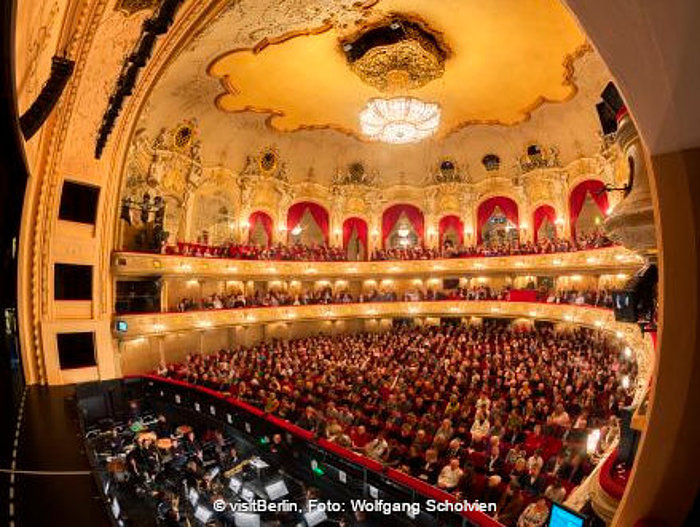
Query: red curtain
509 290 538 302
342 217 368 256
476 196 519 243
286 201 329 244
248 211 273 246
533 205 556 242
569 179 609 238
439 215 464 245
382 204 425 247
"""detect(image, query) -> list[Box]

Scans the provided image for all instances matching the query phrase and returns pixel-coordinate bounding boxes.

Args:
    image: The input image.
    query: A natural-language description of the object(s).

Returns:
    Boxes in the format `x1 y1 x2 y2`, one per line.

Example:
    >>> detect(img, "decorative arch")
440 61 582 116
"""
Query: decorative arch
342 217 368 260
248 210 273 246
190 186 236 245
569 179 609 238
476 196 519 244
438 215 464 247
381 204 425 248
533 204 557 243
286 201 329 245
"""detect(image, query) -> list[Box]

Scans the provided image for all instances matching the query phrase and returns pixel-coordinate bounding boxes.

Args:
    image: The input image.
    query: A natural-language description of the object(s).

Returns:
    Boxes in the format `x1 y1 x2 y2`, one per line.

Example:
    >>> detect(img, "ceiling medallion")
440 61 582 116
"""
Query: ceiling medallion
359 97 441 144
342 17 448 91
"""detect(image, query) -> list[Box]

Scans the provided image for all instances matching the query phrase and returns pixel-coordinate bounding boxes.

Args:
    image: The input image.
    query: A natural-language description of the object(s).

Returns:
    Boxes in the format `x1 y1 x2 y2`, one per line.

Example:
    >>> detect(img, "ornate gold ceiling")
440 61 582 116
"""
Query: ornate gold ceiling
209 0 588 140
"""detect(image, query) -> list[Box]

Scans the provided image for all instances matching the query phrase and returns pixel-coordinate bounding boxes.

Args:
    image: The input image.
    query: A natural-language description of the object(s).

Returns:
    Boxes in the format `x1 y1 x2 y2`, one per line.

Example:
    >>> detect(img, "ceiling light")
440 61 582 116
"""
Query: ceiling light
291 225 302 236
360 97 440 144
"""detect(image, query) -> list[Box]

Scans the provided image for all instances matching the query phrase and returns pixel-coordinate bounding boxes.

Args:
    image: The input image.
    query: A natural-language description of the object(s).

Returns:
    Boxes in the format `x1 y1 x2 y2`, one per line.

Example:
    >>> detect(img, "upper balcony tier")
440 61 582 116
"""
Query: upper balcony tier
112 246 643 280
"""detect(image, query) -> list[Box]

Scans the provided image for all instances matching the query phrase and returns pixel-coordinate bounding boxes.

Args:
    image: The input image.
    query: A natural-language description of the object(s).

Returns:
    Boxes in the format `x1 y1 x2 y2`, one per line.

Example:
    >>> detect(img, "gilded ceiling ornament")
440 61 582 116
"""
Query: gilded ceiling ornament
115 0 161 17
332 162 376 186
342 16 448 92
432 159 465 184
351 39 445 91
519 144 561 173
258 148 279 174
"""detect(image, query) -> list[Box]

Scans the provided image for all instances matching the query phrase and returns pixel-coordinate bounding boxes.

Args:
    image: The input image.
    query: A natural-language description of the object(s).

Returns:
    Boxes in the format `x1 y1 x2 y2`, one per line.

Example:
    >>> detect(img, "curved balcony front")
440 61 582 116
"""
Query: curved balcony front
112 246 643 279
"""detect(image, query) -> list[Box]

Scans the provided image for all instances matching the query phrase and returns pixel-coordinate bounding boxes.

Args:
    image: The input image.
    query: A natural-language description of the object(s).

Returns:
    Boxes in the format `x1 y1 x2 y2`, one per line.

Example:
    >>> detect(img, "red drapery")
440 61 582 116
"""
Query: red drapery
248 210 273 246
286 201 329 244
439 215 464 246
509 289 538 302
342 217 368 255
476 196 519 244
533 204 556 243
569 179 609 238
382 204 425 247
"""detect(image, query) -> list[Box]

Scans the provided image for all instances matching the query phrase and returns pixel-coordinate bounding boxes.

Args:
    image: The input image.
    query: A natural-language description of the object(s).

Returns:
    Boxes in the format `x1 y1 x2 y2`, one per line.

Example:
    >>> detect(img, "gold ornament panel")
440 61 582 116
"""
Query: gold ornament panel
210 0 587 139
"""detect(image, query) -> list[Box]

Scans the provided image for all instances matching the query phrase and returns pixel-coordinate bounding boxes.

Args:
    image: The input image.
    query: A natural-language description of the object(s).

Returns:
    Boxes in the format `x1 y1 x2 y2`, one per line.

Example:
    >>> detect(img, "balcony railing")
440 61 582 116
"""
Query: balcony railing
112 246 643 279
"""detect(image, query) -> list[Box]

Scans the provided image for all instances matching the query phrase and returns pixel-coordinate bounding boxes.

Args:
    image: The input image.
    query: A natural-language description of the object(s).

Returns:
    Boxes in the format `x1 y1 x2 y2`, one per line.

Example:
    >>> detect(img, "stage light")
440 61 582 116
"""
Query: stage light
586 429 601 454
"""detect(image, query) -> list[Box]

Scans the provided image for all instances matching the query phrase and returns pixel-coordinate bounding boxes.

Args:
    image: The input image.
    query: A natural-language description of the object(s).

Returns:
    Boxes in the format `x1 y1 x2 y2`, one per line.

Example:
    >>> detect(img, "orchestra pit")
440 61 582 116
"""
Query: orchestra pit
1 1 699 527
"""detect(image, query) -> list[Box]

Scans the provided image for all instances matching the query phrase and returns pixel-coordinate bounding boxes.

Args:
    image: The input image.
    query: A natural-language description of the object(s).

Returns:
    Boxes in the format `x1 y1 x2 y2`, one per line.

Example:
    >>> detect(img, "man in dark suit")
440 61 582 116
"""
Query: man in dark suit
544 451 568 478
496 481 526 526
485 444 503 476
521 466 546 495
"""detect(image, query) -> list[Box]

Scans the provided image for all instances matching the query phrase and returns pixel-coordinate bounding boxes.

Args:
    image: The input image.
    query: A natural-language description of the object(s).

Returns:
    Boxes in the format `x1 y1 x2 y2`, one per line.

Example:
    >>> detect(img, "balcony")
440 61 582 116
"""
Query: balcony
112 246 643 280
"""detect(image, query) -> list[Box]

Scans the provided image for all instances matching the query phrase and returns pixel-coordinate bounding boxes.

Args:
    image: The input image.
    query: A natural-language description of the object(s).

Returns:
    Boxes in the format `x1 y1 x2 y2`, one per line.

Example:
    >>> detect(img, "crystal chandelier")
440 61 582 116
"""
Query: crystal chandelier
359 97 440 144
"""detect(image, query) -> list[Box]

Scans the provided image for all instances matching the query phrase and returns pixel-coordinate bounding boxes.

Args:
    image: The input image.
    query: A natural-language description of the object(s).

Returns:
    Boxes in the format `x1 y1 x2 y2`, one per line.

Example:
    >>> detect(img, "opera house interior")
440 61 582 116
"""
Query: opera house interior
0 0 699 526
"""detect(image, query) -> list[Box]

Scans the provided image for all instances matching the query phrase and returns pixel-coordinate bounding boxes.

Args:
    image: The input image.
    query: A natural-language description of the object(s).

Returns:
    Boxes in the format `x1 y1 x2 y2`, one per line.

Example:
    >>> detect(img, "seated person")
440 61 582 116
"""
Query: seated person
364 430 389 461
517 498 550 527
544 478 567 503
437 458 464 492
416 448 441 484
496 481 526 526
470 410 491 445
485 444 503 478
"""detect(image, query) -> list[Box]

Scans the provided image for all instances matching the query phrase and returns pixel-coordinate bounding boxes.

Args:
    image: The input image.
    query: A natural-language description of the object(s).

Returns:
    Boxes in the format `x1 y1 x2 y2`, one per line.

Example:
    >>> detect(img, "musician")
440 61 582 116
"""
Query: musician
154 414 171 438
157 492 185 527
127 439 159 482
182 430 202 460
182 459 202 491
263 433 284 466
222 446 240 472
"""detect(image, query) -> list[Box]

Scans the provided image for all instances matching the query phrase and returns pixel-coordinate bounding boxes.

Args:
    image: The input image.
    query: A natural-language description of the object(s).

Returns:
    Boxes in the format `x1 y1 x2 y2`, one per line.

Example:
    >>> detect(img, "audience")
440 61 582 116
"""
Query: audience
160 322 635 525
159 232 614 263
167 241 347 261
371 232 613 261
173 285 614 313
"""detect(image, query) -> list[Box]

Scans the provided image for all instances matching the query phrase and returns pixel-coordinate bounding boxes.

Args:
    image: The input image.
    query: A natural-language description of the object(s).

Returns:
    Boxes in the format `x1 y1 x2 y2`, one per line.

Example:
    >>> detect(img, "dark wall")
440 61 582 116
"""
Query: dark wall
1 0 28 404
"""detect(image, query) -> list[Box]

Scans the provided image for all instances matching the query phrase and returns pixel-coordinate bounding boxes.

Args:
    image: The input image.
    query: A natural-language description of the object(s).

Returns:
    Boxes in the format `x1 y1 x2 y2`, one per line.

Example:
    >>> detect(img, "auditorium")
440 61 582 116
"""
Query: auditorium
0 1 698 526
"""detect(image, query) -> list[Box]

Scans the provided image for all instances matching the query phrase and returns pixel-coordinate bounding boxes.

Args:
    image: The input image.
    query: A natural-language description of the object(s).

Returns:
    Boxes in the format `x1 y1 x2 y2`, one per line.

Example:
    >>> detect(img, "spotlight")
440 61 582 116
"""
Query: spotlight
586 429 601 454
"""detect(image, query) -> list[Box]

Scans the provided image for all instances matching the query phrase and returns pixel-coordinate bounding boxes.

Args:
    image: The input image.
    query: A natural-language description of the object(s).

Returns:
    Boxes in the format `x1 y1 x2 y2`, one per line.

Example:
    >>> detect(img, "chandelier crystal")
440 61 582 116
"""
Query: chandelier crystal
359 97 441 144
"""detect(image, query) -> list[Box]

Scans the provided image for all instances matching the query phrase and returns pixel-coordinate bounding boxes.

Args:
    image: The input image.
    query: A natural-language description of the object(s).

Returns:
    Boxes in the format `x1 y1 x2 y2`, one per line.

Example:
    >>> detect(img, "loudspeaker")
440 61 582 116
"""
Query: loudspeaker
601 82 625 115
19 56 75 139
613 264 658 323
596 101 618 135
56 332 96 369
58 181 100 224
54 263 93 300
617 408 641 466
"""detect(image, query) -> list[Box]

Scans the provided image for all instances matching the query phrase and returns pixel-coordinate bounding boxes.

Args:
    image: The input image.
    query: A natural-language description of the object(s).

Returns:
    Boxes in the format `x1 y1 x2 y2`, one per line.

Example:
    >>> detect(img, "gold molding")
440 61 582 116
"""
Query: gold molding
207 20 592 141
112 246 643 280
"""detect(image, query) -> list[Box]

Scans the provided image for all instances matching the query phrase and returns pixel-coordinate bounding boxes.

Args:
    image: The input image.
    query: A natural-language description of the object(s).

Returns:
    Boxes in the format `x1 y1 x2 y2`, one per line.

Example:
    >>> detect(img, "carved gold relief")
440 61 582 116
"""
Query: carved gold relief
345 196 368 215
209 0 589 138
115 0 160 17
350 39 445 91
438 194 460 212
